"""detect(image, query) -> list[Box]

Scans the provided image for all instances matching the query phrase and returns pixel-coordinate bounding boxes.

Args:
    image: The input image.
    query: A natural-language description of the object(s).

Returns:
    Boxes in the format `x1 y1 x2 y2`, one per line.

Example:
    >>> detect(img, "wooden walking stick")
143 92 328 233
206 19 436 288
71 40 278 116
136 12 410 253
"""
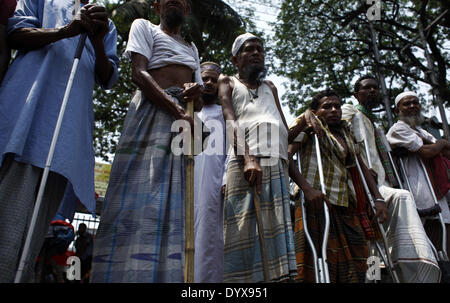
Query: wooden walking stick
254 187 270 282
184 100 195 283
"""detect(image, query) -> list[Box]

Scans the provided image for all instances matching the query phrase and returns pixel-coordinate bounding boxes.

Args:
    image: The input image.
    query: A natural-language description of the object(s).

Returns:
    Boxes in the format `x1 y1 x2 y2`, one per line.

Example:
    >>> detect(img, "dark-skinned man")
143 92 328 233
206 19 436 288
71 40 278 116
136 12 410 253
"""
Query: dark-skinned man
91 0 203 283
218 33 296 283
289 89 388 283
387 91 450 262
0 0 118 282
341 76 440 282
193 61 227 283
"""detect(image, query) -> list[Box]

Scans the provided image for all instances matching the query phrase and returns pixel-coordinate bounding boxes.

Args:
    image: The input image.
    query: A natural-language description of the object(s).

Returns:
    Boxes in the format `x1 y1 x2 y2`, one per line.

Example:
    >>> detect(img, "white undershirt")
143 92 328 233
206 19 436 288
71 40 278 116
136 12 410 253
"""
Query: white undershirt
124 18 202 84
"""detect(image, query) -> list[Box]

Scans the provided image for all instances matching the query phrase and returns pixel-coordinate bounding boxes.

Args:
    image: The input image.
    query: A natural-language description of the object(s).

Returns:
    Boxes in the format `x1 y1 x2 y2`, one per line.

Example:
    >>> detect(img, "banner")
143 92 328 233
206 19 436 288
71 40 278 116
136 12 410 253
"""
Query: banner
94 162 112 197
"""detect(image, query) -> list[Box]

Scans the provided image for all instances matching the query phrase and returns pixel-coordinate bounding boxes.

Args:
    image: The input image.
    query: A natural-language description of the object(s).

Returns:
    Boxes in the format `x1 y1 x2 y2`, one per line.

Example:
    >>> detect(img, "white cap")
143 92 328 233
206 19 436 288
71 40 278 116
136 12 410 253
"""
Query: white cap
231 33 261 56
394 91 418 107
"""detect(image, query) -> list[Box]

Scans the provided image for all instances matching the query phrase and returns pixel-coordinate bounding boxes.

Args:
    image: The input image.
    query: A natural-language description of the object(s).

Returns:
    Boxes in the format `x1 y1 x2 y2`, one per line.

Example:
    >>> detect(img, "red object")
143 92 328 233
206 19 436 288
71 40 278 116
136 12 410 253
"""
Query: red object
50 219 75 232
0 0 17 25
52 250 76 266
433 154 450 197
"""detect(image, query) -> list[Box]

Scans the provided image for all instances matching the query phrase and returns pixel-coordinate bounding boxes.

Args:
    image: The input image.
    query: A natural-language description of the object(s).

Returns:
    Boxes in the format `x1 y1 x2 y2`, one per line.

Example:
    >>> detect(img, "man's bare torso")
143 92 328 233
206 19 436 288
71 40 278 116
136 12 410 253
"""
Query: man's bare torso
149 64 193 89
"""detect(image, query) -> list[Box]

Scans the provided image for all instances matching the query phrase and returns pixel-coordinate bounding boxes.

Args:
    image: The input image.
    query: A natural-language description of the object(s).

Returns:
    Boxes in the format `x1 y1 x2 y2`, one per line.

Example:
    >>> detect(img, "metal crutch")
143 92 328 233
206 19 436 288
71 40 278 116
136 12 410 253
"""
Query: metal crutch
378 130 449 278
375 128 404 190
14 33 88 283
296 152 320 283
313 134 331 283
354 150 401 283
418 157 449 261
295 134 331 283
396 154 443 264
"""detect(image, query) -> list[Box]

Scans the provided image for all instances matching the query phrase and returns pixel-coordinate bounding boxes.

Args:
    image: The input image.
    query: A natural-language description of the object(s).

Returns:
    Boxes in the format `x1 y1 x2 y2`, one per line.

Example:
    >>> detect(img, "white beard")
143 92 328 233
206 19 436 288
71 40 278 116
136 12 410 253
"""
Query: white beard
399 112 425 128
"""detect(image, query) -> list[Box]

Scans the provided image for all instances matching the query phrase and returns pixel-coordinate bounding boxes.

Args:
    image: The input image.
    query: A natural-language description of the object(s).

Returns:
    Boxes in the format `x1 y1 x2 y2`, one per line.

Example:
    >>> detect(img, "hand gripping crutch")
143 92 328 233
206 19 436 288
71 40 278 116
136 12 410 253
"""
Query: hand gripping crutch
354 152 401 283
14 33 88 283
296 135 331 283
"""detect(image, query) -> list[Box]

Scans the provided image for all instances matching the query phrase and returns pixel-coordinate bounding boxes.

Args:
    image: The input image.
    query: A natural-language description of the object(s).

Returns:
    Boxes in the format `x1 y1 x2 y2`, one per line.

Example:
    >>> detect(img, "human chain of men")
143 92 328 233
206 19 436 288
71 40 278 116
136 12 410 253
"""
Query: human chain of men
0 0 448 285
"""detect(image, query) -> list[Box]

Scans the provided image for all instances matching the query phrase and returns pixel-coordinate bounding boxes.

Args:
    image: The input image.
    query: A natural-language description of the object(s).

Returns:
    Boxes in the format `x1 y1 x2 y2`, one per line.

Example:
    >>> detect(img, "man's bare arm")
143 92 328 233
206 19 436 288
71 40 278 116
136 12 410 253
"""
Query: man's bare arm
219 74 262 193
131 52 188 121
288 110 324 144
8 5 99 50
417 139 450 159
288 142 328 207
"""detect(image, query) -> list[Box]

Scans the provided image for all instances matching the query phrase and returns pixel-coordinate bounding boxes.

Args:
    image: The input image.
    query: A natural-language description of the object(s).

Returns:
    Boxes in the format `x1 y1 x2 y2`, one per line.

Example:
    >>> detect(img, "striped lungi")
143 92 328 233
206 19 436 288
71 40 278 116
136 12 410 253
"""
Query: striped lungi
0 154 67 282
91 88 186 283
223 155 297 282
294 199 368 283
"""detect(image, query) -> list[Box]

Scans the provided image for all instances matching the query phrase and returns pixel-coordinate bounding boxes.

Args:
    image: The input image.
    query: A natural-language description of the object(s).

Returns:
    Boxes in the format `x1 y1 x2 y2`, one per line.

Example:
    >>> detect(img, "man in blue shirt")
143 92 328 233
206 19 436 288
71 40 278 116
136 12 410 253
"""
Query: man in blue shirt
0 0 119 282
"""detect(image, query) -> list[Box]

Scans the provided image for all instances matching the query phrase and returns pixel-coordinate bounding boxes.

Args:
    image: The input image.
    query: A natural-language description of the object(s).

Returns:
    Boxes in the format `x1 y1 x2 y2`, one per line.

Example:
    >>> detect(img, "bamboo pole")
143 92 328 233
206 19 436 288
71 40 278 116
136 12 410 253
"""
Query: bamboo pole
254 188 270 282
184 101 195 283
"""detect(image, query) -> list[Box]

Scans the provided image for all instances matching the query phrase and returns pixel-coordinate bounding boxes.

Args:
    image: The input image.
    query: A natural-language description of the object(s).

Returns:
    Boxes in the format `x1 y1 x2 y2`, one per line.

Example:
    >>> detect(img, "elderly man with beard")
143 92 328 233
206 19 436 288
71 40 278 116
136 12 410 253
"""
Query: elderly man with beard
91 0 202 283
218 33 297 282
193 61 227 282
341 76 441 282
387 92 450 258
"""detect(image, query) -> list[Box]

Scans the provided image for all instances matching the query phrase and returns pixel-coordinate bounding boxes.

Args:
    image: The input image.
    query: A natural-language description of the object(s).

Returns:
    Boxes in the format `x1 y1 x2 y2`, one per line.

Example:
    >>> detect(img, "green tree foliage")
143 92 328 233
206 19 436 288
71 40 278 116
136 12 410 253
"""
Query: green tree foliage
93 0 259 161
272 0 449 117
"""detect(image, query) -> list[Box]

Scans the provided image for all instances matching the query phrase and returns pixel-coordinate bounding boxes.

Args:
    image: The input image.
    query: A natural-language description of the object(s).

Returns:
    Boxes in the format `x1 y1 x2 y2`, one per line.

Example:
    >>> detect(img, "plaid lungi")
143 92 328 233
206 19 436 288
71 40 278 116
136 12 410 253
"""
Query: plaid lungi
91 88 186 283
294 199 369 283
0 155 67 282
223 155 297 282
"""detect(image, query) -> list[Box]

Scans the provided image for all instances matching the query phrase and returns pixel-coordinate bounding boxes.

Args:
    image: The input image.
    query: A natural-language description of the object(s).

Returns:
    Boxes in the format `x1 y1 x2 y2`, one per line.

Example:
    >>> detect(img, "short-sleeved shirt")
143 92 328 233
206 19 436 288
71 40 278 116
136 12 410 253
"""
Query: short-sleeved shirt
124 18 202 83
0 0 119 215
387 120 450 223
0 0 16 25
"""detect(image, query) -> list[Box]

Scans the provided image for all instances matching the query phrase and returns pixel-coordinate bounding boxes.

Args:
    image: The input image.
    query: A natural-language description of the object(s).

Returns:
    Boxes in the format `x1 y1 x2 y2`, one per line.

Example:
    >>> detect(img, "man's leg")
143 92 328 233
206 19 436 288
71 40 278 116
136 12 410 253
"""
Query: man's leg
379 185 440 282
0 156 67 282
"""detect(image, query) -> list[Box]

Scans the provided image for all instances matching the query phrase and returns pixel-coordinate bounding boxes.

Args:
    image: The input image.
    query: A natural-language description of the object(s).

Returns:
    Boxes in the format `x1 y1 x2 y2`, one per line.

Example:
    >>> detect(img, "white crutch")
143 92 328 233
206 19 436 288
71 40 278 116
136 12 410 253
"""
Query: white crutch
354 146 401 283
296 134 331 283
296 152 320 282
418 157 449 261
395 153 443 263
14 33 88 283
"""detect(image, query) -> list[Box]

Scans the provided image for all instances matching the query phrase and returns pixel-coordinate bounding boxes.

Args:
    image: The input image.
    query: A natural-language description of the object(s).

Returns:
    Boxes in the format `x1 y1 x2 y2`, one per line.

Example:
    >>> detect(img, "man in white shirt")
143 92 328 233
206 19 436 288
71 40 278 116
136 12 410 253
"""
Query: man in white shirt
342 76 440 282
387 91 450 258
218 33 296 282
193 62 227 282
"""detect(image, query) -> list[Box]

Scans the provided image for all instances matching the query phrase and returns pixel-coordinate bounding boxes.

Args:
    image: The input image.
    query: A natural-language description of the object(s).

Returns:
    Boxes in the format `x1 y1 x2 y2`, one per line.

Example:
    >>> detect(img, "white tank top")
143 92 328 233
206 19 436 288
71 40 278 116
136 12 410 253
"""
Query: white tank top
231 76 288 160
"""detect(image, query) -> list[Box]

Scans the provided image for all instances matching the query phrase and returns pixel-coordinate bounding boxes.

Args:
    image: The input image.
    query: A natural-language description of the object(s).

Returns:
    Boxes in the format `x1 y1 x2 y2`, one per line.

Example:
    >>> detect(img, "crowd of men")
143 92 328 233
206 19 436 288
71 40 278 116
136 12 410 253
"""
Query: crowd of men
0 0 448 283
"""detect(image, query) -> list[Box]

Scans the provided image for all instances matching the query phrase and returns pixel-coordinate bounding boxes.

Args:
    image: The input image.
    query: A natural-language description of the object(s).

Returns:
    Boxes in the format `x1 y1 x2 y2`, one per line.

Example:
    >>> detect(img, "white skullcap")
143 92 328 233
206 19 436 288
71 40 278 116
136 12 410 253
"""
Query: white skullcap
231 33 261 56
395 91 418 107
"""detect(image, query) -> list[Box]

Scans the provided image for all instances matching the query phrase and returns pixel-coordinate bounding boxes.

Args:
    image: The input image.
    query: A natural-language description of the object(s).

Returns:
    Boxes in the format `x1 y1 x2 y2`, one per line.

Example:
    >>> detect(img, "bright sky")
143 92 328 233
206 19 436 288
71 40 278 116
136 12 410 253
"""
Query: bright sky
222 0 296 125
